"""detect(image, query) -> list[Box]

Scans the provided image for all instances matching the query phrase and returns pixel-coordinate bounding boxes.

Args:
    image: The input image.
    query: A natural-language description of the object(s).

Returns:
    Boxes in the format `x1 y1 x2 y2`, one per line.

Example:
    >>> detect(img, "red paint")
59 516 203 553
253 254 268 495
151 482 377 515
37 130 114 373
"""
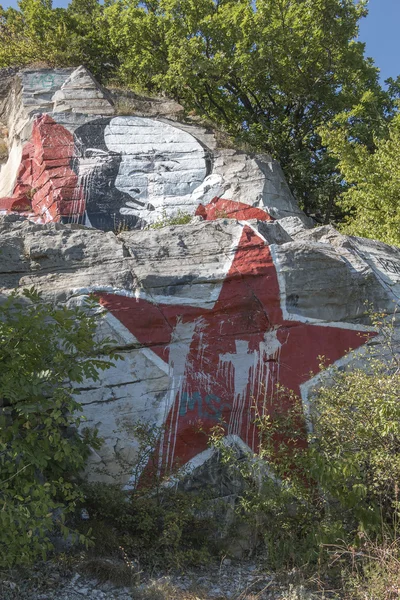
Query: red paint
0 196 32 212
99 226 373 477
196 197 274 222
0 115 84 222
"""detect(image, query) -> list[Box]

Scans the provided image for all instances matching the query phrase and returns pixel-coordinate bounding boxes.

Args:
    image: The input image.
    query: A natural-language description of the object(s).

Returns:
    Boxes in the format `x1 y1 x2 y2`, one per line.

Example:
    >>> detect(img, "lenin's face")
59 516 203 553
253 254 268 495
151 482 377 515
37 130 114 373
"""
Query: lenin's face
72 117 209 231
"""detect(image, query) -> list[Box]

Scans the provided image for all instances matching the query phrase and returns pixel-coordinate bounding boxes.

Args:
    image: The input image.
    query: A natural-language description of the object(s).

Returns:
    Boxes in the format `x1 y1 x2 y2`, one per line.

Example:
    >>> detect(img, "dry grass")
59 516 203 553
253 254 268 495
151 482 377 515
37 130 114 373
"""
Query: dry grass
213 129 237 150
114 96 141 116
329 535 400 600
131 581 211 600
110 88 170 117
79 556 141 587
0 139 8 161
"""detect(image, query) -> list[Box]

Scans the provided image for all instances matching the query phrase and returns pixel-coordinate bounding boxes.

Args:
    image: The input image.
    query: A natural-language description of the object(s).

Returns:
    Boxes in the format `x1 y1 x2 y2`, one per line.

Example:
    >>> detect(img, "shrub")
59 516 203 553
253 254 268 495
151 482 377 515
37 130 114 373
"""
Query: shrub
0 288 117 567
148 209 192 230
306 312 400 535
76 420 220 570
79 481 217 571
209 312 400 570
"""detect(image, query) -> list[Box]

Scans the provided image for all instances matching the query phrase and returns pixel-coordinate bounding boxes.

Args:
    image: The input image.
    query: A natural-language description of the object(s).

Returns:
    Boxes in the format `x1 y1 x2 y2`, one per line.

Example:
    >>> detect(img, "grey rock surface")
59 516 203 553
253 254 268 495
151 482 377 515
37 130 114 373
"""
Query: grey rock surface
0 65 304 227
0 67 399 490
0 214 399 485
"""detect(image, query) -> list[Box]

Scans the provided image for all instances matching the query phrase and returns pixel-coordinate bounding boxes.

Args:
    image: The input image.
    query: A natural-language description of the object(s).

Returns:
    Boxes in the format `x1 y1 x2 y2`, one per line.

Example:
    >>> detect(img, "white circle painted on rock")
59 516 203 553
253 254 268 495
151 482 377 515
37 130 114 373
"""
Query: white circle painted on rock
104 117 208 223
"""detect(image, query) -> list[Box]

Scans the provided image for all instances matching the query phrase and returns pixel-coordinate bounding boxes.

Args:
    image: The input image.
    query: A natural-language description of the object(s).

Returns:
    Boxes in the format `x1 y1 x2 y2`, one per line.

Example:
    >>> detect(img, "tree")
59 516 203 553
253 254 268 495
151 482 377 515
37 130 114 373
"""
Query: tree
104 0 397 220
321 94 400 245
0 288 116 567
0 0 116 80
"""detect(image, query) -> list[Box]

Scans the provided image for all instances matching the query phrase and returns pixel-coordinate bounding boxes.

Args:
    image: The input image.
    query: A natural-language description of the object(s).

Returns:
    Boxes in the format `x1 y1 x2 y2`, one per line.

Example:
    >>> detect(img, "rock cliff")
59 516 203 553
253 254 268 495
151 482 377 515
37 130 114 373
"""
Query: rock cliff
0 66 399 487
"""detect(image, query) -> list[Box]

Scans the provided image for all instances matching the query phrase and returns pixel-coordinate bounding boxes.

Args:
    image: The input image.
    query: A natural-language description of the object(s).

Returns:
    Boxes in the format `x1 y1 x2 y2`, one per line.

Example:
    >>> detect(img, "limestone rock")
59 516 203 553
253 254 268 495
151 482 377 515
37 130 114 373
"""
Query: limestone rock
0 67 399 489
0 66 305 229
0 214 399 486
52 66 115 115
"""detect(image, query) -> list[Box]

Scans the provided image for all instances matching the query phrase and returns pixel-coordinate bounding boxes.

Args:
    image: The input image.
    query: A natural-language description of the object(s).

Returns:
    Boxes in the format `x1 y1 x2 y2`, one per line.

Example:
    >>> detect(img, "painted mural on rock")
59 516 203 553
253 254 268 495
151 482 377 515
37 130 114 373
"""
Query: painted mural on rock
0 66 306 229
77 223 374 485
0 114 216 229
1 67 397 488
0 112 279 231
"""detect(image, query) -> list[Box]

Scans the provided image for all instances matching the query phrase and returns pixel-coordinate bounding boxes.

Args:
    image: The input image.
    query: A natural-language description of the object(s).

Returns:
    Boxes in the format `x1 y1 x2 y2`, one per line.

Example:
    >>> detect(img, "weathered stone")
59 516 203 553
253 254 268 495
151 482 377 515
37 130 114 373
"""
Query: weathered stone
0 66 304 229
0 213 398 485
278 215 314 238
0 67 399 490
52 66 115 115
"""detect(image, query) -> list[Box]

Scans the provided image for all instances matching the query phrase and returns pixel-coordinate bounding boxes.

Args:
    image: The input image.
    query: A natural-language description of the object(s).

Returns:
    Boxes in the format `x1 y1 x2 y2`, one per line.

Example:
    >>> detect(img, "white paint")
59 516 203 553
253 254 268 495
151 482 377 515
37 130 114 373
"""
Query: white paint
0 142 22 197
190 173 224 205
72 285 223 311
160 318 200 472
217 329 282 448
102 117 208 224
219 340 255 438
220 340 255 403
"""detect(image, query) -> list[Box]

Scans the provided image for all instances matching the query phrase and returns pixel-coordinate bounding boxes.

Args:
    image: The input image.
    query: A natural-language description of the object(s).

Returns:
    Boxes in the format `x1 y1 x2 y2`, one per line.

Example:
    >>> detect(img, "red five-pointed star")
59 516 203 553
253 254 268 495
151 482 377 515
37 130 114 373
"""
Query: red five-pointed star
99 225 373 476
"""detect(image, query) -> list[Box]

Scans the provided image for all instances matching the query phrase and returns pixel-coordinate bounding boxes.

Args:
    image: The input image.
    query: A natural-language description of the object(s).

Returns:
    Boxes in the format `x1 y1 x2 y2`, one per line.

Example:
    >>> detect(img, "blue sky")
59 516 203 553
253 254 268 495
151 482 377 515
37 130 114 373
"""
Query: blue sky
1 0 399 83
358 0 400 82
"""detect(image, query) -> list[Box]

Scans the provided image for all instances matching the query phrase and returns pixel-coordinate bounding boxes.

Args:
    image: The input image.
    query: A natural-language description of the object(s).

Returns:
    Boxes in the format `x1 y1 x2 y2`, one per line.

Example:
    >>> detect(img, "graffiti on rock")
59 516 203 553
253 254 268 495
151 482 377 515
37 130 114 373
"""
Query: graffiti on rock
24 72 66 90
98 225 373 482
178 392 232 422
377 257 400 275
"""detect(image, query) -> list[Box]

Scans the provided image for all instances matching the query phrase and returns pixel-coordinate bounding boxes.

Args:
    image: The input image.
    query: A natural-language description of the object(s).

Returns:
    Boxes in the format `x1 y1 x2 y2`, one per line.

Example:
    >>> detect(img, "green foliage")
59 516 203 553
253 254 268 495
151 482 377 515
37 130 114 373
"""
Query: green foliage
209 313 400 569
0 288 116 567
104 0 397 220
208 409 334 569
0 0 117 80
79 420 219 570
148 209 192 229
150 0 383 220
321 106 400 245
81 482 214 570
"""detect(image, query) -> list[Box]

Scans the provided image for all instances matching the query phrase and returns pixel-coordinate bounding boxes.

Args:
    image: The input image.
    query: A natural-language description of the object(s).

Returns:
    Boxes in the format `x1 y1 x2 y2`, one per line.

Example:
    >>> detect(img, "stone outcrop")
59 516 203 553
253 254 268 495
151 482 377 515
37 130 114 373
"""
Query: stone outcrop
0 67 399 488
0 65 306 229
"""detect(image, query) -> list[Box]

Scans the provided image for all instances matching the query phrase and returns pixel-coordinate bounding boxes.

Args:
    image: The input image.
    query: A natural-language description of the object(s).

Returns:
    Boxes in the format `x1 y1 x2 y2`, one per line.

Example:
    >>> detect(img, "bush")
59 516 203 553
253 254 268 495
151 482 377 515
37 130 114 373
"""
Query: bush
209 312 400 570
80 481 215 571
0 288 116 567
77 422 220 570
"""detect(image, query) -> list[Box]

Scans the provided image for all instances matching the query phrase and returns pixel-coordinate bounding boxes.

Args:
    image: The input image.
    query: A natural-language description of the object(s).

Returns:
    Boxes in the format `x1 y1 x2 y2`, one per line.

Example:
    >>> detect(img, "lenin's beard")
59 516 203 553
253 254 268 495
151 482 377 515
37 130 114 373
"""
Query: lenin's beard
68 119 146 232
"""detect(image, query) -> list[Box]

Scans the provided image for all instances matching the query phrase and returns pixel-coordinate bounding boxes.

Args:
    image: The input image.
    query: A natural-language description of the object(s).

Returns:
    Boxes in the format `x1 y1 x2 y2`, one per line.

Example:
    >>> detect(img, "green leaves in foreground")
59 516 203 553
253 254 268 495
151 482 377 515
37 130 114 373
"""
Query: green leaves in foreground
0 288 116 567
209 313 400 568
